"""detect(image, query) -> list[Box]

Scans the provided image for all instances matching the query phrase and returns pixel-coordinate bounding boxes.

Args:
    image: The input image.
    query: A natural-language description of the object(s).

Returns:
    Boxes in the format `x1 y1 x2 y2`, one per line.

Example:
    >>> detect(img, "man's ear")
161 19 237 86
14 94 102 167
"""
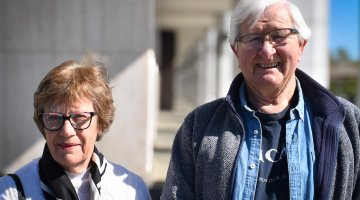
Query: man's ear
297 40 307 62
230 44 238 55
299 40 307 55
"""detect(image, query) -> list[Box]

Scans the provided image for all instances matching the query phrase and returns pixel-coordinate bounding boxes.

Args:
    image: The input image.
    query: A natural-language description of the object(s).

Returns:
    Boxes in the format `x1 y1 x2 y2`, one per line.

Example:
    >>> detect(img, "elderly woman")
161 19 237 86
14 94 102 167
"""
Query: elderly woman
0 60 150 199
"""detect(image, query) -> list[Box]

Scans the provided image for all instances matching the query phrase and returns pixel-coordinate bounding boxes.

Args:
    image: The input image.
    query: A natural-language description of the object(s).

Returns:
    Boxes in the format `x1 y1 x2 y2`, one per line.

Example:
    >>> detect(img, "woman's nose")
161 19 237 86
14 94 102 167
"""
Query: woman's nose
59 120 76 136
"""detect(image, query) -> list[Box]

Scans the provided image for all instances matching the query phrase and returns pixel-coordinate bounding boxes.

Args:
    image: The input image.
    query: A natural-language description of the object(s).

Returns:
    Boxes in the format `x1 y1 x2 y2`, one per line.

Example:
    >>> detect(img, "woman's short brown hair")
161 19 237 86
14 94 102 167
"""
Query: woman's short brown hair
33 60 115 141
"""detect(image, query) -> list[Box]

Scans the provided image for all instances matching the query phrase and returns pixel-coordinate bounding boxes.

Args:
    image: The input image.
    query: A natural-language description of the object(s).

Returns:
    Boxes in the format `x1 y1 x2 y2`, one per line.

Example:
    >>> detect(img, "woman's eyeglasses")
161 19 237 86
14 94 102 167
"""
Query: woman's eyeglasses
40 112 96 131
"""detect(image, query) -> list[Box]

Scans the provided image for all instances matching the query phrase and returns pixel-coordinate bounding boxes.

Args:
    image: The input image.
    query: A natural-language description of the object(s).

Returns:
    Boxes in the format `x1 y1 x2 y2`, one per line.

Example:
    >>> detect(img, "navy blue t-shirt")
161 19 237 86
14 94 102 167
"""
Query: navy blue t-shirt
254 108 290 200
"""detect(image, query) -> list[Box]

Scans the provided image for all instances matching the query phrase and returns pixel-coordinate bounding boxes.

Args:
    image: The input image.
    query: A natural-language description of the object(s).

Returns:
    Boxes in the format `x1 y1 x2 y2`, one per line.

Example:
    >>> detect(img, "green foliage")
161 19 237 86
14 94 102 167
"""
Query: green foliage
330 48 360 103
330 77 357 102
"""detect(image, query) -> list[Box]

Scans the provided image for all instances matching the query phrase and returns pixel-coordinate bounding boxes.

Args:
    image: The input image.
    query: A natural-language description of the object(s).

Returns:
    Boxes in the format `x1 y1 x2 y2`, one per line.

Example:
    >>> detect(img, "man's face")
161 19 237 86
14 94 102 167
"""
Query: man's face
232 3 306 94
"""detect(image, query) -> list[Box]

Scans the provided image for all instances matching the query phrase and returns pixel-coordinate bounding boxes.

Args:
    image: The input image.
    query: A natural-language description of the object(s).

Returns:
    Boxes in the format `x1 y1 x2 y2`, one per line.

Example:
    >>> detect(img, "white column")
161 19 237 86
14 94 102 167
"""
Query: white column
197 28 218 104
293 0 330 87
217 11 237 97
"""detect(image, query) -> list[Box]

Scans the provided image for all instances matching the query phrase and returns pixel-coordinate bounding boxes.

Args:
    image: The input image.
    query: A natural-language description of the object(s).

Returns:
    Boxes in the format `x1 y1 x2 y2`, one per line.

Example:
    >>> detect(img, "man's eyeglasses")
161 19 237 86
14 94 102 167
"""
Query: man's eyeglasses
40 112 96 131
235 28 299 51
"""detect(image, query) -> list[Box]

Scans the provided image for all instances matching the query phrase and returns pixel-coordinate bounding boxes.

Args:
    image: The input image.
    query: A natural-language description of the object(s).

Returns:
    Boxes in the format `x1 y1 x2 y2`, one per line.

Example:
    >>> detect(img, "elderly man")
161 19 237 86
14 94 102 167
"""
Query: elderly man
161 0 360 199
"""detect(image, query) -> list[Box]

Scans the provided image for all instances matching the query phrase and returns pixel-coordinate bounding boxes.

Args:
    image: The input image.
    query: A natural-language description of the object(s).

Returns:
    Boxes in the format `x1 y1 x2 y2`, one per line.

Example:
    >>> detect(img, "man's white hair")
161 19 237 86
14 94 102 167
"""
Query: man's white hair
228 0 312 45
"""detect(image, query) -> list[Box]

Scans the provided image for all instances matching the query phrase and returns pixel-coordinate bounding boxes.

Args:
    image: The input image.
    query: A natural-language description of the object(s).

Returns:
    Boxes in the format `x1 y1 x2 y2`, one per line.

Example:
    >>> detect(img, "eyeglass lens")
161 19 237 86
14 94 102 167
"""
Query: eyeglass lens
41 112 95 131
238 28 297 50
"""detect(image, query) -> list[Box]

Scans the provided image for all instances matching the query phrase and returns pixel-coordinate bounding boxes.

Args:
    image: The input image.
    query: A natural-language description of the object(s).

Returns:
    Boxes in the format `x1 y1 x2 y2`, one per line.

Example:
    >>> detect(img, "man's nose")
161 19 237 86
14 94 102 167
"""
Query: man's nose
258 37 276 58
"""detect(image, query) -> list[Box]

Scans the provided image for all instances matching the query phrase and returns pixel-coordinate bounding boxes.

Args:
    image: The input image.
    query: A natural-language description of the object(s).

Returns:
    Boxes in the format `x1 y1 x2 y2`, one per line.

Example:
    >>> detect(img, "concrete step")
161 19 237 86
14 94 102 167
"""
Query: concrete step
155 110 185 150
152 110 186 183
152 97 197 184
152 149 172 183
155 130 177 151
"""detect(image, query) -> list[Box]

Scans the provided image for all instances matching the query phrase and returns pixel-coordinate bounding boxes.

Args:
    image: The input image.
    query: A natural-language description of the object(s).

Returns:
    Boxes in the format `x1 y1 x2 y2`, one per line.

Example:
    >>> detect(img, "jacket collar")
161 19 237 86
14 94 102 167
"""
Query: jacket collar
226 69 344 119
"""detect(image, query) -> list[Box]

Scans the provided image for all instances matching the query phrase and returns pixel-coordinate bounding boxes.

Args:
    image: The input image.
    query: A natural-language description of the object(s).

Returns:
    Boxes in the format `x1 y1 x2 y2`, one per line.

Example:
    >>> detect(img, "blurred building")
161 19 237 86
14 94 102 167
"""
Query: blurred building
0 0 329 196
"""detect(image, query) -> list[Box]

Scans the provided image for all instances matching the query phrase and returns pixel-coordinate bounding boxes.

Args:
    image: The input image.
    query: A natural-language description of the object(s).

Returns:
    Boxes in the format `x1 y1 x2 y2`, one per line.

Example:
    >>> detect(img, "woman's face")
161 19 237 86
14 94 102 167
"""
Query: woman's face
44 98 98 174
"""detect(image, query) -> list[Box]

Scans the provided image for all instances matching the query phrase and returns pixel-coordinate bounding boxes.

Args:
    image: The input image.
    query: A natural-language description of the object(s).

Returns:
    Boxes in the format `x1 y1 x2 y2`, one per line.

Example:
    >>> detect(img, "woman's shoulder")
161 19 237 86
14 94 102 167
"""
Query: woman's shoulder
106 161 147 184
0 174 18 199
103 161 150 199
15 159 40 175
1 158 39 184
0 159 42 199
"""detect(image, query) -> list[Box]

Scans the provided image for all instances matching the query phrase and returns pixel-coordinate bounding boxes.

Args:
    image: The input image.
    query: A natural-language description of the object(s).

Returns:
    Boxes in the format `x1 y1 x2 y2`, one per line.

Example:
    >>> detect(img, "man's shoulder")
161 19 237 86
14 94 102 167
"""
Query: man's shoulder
187 98 228 119
182 97 240 136
338 97 359 110
337 97 360 122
